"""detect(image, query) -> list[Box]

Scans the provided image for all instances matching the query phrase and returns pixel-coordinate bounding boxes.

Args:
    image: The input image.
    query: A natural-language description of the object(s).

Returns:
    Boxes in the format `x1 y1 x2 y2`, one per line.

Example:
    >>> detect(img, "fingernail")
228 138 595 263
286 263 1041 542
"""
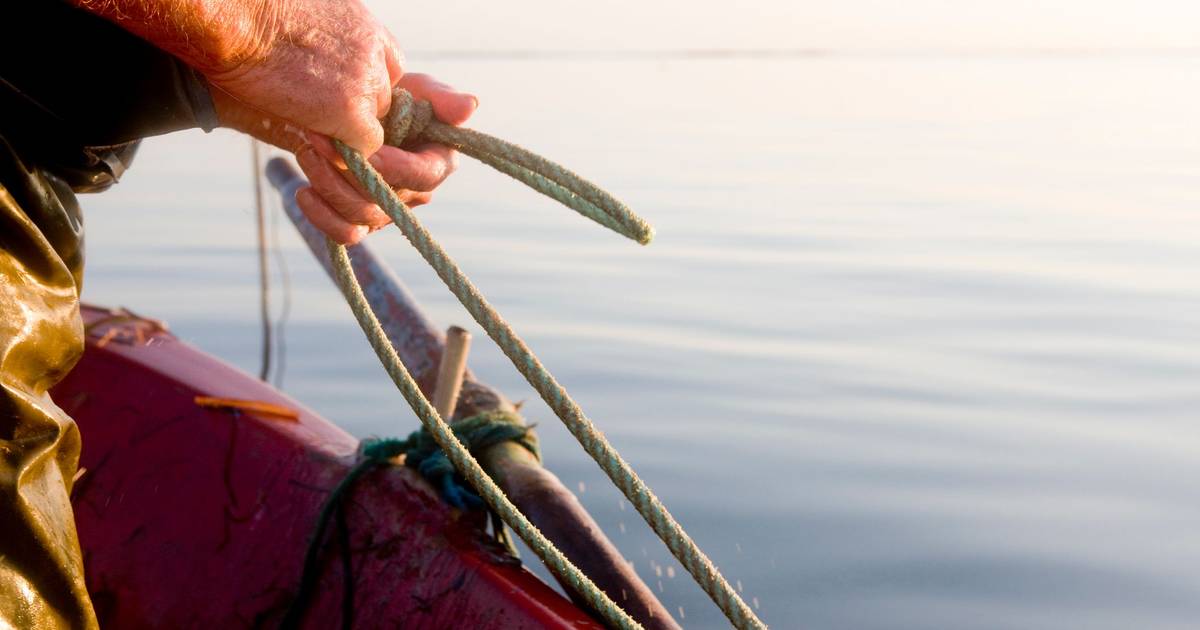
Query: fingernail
468 94 479 109
296 147 316 167
355 225 370 238
368 154 384 169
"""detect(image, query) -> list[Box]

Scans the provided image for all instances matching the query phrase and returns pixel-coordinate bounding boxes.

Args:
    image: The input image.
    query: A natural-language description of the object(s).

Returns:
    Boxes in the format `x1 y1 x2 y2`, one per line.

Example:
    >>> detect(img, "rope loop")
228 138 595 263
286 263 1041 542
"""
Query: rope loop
379 88 656 245
382 89 434 148
320 89 767 628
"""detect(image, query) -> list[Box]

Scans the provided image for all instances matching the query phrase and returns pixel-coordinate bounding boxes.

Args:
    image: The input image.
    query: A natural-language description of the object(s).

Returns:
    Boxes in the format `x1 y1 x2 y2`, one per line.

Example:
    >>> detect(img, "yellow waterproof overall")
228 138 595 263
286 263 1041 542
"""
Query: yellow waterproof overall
1 3 217 626
0 140 93 628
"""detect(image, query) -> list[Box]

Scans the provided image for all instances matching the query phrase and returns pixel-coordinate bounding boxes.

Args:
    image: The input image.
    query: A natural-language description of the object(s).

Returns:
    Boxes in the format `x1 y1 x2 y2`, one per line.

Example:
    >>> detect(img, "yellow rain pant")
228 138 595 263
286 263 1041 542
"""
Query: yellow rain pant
0 136 97 628
0 3 218 625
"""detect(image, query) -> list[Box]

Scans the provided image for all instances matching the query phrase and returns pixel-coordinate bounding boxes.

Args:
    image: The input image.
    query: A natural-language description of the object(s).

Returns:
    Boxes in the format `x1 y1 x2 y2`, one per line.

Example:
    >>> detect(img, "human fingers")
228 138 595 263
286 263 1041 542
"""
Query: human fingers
384 29 406 87
303 132 453 194
296 146 391 227
305 73 475 168
329 84 387 157
370 28 405 123
343 20 401 154
404 191 434 208
295 186 370 245
302 133 445 202
397 73 479 126
297 180 432 244
366 143 458 193
303 132 348 169
320 7 397 155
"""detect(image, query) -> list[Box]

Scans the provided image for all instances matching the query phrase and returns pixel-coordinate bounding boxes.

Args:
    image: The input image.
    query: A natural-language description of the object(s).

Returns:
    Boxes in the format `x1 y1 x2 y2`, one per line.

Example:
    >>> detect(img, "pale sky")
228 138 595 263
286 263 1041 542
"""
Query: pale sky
368 0 1200 53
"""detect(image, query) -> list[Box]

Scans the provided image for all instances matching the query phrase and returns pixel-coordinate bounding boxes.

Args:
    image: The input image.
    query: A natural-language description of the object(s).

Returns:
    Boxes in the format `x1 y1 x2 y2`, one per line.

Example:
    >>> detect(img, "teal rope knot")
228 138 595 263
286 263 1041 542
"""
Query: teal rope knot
397 409 539 510
279 411 539 629
358 436 407 461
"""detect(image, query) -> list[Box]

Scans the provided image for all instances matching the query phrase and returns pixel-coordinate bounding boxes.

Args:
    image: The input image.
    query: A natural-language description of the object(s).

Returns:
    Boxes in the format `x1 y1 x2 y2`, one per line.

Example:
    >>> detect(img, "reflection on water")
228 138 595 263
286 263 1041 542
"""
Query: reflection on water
81 56 1200 629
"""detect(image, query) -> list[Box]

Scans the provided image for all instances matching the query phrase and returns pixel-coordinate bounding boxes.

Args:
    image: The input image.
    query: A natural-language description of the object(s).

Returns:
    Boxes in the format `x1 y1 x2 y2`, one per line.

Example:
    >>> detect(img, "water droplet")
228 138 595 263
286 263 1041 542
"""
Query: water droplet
618 521 626 534
666 566 675 579
655 565 662 577
577 481 586 494
753 597 760 610
678 606 686 620
737 579 743 593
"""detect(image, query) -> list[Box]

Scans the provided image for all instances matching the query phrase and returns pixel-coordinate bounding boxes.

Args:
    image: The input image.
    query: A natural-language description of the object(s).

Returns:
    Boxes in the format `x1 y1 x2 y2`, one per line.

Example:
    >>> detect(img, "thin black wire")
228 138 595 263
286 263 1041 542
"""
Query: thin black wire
269 178 293 389
252 140 272 382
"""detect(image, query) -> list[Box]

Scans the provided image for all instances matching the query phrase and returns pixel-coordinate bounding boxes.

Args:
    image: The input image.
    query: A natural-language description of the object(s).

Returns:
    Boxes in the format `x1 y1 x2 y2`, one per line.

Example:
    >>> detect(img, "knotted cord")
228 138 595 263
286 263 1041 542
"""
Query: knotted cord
280 412 537 629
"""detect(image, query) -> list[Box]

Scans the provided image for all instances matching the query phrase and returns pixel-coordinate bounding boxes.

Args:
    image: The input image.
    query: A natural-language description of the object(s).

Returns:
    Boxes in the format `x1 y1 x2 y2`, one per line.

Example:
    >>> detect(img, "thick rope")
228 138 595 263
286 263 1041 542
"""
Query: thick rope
329 88 766 629
383 90 654 245
325 240 643 630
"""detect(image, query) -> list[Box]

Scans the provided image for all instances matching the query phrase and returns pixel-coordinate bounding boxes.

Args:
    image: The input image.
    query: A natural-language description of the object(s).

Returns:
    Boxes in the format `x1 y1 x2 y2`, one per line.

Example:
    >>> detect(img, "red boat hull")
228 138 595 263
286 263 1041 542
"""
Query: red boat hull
51 305 599 629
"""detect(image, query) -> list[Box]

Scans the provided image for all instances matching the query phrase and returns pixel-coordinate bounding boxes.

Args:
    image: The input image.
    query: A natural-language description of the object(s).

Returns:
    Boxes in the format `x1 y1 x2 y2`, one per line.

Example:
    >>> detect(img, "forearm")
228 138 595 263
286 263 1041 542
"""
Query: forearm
69 0 285 74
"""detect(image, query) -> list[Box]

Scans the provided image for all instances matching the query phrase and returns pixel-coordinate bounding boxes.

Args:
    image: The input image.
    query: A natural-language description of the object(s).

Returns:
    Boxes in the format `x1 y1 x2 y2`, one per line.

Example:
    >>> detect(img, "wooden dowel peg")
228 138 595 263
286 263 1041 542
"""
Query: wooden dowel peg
433 326 471 419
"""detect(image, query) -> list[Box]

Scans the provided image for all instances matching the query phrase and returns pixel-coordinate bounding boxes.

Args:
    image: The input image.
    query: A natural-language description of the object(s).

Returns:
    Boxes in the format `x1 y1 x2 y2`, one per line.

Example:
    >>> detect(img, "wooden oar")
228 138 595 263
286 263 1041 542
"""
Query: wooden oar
266 158 679 629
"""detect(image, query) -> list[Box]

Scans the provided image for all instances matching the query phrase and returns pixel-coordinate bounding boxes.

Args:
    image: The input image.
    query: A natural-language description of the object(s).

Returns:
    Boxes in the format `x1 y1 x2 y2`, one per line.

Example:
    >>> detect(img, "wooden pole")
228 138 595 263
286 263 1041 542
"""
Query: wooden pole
433 326 471 420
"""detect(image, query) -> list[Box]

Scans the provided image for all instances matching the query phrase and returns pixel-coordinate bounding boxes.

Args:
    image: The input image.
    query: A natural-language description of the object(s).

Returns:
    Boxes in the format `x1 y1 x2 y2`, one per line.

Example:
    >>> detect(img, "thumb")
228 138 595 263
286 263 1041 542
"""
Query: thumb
331 95 386 157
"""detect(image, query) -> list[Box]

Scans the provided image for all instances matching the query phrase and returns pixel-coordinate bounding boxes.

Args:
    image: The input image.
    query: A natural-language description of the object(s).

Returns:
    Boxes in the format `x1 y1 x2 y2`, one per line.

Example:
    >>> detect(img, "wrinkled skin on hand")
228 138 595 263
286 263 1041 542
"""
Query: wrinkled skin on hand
214 72 478 245
76 0 478 245
204 0 479 245
204 0 402 156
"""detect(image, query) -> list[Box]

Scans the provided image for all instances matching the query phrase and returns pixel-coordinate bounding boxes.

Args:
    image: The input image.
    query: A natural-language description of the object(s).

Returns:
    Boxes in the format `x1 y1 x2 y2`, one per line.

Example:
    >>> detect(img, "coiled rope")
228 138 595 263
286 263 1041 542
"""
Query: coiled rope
325 88 765 630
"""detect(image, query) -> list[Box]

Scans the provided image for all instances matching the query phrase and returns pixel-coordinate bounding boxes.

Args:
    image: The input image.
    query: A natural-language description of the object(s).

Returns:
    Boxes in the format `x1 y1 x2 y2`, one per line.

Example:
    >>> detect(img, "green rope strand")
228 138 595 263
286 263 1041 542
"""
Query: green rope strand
279 439 400 629
328 88 766 630
326 240 643 630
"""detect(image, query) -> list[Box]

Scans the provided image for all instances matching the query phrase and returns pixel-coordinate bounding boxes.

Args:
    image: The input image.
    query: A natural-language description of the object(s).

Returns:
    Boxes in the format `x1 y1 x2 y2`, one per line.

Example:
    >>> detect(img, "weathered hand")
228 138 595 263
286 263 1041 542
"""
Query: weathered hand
200 1 480 244
203 0 404 156
293 74 478 244
75 0 477 244
75 0 402 155
213 73 477 245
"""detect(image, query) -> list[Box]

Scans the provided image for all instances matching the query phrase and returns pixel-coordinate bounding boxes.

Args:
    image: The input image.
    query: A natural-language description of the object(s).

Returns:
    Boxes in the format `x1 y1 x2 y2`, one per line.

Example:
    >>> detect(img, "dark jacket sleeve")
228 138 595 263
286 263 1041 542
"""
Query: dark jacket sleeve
0 1 218 192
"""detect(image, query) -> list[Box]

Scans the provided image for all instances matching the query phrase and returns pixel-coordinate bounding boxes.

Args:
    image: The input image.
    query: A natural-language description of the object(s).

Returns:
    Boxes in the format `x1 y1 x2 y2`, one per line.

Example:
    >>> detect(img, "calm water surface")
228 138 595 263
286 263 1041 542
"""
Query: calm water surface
80 57 1200 628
